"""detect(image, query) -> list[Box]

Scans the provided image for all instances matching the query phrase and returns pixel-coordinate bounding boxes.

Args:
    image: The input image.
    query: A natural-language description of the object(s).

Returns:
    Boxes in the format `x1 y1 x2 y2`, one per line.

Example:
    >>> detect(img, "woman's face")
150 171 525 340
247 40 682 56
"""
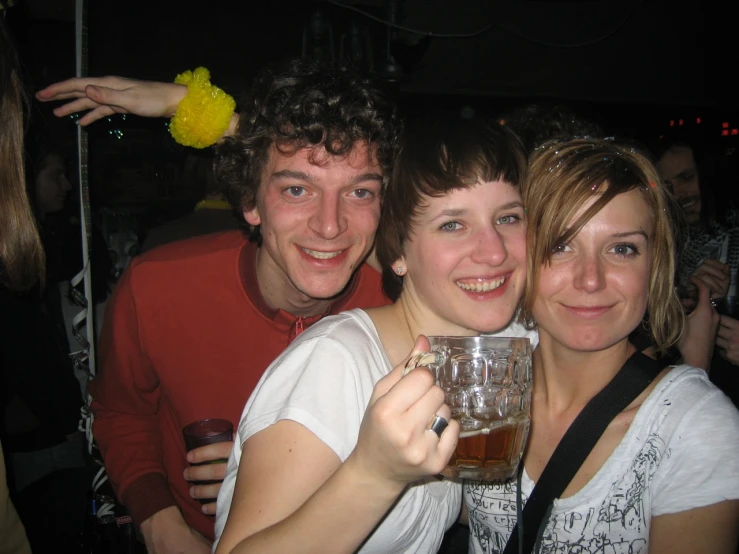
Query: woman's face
397 179 527 336
532 188 653 353
36 154 71 216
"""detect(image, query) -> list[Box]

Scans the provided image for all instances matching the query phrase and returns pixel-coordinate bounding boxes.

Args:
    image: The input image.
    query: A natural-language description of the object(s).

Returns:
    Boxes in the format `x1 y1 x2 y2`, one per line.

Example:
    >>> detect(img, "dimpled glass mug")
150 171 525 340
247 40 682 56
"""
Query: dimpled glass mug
405 336 533 481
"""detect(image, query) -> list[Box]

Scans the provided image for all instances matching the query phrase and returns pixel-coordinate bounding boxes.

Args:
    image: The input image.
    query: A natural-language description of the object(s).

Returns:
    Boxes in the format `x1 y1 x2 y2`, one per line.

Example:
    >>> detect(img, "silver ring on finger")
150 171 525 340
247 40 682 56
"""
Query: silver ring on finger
428 415 449 439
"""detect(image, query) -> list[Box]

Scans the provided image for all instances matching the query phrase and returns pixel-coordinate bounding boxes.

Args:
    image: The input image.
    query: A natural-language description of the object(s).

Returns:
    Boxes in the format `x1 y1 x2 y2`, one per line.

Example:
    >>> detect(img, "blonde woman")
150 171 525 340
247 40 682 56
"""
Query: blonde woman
465 139 739 554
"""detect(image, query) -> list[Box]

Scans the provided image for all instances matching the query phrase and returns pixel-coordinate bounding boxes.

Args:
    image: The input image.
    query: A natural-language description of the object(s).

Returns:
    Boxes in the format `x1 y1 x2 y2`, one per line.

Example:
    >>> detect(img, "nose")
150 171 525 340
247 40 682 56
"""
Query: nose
574 252 606 293
307 192 345 240
60 176 72 192
470 226 509 266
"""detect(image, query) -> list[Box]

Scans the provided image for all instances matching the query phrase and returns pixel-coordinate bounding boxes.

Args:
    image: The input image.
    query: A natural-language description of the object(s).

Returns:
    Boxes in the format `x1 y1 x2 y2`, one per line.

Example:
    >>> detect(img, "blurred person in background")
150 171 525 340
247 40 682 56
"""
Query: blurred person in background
141 150 239 253
499 102 604 155
653 133 739 405
0 8 46 553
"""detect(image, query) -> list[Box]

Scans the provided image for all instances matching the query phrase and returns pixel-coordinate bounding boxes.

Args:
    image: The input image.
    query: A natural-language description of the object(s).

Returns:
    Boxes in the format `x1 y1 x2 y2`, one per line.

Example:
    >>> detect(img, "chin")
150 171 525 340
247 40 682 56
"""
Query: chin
564 335 621 352
456 313 518 335
299 280 350 301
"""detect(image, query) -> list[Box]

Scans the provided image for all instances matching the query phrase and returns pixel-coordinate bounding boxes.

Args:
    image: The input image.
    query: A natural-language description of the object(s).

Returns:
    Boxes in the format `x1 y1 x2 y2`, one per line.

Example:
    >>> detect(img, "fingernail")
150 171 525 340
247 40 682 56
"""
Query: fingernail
186 451 194 463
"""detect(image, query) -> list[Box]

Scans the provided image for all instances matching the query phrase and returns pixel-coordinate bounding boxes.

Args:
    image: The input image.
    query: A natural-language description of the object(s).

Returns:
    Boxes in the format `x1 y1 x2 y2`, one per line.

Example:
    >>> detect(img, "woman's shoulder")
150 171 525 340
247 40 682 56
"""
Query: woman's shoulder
652 364 730 404
291 309 378 348
264 308 386 381
637 364 739 442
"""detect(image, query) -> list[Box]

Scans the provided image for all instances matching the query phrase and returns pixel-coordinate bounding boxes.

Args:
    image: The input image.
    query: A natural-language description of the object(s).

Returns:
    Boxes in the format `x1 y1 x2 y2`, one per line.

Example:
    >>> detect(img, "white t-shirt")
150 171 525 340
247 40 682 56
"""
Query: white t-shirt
465 364 739 554
215 309 536 553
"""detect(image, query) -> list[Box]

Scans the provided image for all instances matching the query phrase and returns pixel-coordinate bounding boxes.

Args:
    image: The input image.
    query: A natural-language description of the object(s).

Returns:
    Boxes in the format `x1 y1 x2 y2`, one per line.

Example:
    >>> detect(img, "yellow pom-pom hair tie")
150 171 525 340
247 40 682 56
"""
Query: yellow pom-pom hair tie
169 67 236 149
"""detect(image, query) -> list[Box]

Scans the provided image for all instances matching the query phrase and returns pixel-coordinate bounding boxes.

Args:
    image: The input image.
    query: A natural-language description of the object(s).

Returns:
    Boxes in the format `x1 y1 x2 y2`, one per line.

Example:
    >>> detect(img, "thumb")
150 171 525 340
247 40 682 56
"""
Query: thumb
398 334 431 376
374 335 431 398
689 275 713 309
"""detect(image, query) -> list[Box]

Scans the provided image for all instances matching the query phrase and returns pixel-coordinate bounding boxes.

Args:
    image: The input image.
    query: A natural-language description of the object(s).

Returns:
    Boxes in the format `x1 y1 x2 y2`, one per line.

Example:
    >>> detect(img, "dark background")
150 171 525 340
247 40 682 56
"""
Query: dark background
6 0 736 227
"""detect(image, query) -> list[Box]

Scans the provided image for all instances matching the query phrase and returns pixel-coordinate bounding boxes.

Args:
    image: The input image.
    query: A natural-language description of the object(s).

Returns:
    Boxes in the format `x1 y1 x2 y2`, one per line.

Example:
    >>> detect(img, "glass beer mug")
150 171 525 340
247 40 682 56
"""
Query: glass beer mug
405 336 533 481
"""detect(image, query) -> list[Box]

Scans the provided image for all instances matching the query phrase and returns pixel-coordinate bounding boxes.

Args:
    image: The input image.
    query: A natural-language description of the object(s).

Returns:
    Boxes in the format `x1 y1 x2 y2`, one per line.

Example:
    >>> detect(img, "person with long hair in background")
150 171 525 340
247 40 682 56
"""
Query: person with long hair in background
0 8 40 554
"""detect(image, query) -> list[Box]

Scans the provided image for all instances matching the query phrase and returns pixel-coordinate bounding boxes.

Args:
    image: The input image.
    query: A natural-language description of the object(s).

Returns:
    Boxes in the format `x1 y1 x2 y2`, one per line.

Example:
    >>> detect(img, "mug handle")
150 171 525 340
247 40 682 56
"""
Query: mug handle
402 351 444 377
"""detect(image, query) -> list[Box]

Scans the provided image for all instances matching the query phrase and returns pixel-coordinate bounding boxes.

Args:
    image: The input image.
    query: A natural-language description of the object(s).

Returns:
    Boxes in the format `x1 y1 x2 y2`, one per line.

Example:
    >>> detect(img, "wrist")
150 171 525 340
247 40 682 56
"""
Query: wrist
167 84 188 118
140 506 189 542
341 452 407 500
169 67 236 148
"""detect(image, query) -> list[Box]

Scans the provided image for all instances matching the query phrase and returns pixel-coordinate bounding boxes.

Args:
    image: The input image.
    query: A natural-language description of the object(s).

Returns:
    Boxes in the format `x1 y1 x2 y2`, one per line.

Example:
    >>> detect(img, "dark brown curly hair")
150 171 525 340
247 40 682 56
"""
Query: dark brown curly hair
214 59 401 237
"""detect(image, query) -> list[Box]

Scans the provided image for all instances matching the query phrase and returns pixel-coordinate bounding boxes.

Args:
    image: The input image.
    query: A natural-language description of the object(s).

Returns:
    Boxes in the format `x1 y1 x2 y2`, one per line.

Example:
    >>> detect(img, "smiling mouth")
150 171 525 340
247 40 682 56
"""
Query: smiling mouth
679 197 699 210
301 247 344 260
456 277 506 292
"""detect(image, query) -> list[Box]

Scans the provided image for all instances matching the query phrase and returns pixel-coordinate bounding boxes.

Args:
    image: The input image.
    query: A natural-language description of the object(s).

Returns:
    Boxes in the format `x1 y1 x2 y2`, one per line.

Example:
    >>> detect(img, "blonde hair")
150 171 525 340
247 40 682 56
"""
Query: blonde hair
0 18 45 291
522 138 684 352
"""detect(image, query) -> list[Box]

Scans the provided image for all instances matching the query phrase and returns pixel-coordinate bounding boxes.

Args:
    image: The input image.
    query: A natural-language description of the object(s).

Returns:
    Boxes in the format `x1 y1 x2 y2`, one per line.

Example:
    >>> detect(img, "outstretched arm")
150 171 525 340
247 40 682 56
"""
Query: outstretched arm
35 76 239 138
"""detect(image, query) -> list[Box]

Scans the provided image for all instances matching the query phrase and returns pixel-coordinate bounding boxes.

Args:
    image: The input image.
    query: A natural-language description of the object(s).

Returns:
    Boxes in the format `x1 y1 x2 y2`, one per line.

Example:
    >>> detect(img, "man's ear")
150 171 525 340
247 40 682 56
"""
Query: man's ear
244 206 261 227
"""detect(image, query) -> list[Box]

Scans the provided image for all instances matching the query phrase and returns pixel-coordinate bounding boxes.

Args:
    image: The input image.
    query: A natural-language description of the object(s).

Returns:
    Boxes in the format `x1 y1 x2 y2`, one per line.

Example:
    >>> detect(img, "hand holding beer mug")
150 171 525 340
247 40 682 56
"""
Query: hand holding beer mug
404 336 532 481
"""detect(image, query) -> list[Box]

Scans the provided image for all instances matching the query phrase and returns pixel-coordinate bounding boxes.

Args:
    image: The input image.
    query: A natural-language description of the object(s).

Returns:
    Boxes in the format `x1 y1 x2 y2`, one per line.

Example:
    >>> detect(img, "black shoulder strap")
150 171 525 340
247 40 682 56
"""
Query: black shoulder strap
503 351 665 554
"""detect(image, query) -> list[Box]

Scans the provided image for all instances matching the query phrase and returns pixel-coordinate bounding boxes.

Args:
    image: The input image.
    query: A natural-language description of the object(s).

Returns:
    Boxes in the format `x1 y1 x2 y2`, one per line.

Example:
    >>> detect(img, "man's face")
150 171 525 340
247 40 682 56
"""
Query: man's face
656 146 701 225
36 154 72 216
245 143 383 312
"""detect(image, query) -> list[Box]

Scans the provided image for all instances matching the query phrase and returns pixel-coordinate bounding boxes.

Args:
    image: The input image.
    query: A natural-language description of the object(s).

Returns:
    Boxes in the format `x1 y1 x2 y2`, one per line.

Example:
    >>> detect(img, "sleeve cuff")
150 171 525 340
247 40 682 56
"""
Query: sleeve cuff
121 472 179 527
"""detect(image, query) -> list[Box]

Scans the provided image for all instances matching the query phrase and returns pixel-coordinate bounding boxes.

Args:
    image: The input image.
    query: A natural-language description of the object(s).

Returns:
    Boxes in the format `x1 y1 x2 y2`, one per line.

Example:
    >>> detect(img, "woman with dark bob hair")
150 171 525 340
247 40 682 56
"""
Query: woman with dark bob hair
211 114 536 553
465 139 739 554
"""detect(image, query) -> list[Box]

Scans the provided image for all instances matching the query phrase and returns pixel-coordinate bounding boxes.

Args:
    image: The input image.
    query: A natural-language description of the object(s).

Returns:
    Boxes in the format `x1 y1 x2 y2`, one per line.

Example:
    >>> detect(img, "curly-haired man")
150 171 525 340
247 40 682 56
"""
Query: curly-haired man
37 59 400 553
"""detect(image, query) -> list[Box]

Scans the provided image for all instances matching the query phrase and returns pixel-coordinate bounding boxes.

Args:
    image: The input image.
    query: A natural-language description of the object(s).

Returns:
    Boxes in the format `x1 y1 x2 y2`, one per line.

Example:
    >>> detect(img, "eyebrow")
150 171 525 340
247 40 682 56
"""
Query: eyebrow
611 230 649 240
429 201 524 221
271 170 383 185
675 169 696 179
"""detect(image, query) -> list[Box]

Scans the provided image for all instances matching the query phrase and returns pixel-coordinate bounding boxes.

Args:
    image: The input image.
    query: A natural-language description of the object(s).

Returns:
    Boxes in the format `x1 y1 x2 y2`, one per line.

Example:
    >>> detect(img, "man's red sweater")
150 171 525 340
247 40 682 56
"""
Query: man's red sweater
91 231 389 541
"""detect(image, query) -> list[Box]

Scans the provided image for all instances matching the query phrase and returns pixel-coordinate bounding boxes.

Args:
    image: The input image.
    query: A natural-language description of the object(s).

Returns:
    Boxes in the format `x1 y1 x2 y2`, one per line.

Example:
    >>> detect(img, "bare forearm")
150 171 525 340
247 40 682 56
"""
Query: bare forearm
220 456 405 554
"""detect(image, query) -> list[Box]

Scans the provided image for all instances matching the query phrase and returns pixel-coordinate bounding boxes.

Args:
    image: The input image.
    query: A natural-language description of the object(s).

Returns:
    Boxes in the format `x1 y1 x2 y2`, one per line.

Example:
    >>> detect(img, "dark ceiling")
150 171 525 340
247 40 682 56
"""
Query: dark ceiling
13 0 714 104
8 0 734 211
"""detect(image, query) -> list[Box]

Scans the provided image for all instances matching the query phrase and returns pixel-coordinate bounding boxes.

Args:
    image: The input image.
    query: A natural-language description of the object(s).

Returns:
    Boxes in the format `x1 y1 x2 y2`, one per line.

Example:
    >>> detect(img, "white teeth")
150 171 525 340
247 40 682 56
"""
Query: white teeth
456 277 506 292
302 248 342 260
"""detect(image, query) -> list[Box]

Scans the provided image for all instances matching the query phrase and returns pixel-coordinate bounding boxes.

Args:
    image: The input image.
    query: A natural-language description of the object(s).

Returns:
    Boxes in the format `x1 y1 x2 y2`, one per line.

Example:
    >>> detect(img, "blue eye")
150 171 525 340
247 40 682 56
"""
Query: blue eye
440 221 462 232
350 188 373 199
612 243 639 257
285 186 306 197
497 214 521 225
